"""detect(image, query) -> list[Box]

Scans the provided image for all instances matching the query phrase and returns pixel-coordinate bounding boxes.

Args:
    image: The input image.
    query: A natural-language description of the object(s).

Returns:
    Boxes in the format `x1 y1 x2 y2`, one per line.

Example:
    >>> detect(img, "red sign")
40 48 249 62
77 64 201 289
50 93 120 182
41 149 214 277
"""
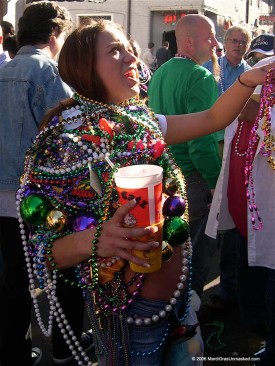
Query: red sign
259 15 275 25
164 14 177 24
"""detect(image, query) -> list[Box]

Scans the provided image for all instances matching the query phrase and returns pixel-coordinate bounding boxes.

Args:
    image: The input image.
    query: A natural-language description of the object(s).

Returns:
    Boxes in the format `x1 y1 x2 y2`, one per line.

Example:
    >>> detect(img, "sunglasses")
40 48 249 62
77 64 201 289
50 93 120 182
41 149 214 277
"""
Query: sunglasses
217 48 223 52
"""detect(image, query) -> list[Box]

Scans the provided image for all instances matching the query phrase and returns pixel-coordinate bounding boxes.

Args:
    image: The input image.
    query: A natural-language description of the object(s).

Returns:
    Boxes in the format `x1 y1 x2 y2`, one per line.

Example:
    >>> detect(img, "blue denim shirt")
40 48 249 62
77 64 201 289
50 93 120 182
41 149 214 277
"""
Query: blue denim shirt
0 51 11 68
0 45 73 192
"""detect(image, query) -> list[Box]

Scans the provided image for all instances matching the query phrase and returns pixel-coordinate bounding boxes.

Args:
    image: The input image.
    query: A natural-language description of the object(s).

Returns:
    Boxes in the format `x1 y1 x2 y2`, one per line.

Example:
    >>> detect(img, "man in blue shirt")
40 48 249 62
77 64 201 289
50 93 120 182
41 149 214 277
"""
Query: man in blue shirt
204 26 251 149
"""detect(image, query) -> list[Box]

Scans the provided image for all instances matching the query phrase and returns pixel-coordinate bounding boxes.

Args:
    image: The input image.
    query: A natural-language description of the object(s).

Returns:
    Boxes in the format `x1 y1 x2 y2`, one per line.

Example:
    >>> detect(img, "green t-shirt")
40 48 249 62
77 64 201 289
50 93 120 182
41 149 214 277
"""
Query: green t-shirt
148 58 221 189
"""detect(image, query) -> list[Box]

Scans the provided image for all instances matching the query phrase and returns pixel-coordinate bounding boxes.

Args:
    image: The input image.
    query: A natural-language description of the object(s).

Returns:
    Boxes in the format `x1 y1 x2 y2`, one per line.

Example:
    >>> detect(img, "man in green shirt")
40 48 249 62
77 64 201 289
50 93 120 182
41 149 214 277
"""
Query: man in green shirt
148 14 221 298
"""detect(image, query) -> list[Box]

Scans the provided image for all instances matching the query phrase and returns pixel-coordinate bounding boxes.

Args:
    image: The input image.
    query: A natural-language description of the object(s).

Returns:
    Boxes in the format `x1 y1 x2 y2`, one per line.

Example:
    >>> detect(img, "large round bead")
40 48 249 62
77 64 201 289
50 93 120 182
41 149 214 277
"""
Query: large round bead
163 195 186 217
163 178 178 196
163 217 189 247
73 215 98 232
46 210 67 232
152 140 166 159
20 194 51 225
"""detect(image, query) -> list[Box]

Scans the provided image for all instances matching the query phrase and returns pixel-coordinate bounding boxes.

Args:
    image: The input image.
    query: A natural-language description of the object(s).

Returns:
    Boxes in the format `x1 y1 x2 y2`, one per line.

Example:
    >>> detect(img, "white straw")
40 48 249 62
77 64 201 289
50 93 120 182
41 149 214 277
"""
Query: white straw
105 155 115 169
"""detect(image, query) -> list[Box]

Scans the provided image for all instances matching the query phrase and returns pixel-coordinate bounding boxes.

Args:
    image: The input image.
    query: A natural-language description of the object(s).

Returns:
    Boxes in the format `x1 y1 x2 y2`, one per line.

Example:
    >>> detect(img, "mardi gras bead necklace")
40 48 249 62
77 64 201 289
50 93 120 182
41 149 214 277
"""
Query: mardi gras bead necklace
18 95 191 366
174 54 193 62
245 68 275 230
259 74 275 171
219 56 226 94
234 121 247 157
16 193 93 366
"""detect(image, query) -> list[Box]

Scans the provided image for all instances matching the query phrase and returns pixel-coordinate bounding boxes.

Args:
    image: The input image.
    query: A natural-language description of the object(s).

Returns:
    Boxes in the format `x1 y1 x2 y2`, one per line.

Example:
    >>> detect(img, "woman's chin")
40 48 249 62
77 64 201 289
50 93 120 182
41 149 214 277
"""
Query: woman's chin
122 86 140 101
108 86 140 104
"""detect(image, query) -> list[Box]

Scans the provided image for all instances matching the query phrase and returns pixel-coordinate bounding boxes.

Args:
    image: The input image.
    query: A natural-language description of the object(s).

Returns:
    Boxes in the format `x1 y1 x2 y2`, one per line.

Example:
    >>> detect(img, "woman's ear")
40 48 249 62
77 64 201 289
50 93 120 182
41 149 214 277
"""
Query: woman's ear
50 26 60 40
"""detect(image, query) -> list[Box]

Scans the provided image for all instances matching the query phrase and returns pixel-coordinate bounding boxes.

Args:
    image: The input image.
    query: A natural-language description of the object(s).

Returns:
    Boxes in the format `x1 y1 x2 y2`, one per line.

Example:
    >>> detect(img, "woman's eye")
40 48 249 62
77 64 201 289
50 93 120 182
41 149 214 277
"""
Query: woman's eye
111 45 120 53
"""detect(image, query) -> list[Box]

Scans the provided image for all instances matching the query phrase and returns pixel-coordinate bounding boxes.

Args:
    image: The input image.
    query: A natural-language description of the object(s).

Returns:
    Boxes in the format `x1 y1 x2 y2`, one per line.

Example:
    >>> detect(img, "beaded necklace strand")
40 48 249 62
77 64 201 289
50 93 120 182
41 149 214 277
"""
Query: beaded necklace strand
219 56 226 94
174 54 193 62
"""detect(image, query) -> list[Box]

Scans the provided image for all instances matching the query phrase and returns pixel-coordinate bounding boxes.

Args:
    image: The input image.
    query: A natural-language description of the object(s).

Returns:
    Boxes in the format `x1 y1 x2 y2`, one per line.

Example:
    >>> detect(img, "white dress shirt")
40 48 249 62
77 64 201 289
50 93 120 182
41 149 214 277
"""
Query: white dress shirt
206 110 275 270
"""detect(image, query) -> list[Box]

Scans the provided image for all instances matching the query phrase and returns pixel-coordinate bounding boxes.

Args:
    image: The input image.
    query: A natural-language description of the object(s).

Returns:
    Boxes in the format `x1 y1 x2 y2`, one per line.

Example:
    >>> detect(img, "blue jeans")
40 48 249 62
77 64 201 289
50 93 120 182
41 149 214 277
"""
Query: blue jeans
217 229 275 364
217 228 238 302
218 229 267 325
94 294 203 366
186 173 217 297
236 231 267 325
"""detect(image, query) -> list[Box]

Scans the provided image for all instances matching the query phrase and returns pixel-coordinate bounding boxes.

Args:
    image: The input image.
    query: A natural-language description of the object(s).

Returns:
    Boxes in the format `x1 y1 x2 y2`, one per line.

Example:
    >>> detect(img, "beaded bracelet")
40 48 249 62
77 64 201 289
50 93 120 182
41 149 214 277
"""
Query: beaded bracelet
38 231 70 270
88 221 103 289
237 75 256 88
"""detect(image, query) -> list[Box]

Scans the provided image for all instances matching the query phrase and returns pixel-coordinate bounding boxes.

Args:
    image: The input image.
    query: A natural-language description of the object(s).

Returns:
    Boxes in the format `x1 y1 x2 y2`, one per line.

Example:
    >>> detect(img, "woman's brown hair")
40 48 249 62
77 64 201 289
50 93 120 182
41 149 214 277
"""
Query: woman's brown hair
40 19 124 130
58 19 123 103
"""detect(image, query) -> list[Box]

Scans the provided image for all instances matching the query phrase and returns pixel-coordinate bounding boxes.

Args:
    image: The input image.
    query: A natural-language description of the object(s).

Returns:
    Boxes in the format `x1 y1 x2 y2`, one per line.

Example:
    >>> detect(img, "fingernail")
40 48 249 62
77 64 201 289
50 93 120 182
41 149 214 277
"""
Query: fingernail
145 226 158 233
151 226 158 233
143 263 150 268
151 241 159 247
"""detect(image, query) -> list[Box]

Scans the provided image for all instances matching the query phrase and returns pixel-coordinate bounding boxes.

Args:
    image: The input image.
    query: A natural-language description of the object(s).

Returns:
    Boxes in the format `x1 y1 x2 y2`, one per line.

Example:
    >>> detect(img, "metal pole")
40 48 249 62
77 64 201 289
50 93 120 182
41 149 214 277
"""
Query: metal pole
127 0 132 38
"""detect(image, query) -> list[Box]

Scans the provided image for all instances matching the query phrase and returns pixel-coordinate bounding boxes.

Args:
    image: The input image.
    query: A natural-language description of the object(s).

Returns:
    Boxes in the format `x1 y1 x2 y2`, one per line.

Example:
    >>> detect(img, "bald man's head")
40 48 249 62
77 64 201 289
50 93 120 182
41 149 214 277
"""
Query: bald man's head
175 14 218 65
176 15 214 43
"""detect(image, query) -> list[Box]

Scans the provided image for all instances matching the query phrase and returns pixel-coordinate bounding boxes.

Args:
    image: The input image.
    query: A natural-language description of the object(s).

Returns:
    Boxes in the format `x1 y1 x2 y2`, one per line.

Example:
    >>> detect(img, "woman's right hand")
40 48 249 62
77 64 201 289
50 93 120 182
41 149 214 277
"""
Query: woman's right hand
96 199 160 268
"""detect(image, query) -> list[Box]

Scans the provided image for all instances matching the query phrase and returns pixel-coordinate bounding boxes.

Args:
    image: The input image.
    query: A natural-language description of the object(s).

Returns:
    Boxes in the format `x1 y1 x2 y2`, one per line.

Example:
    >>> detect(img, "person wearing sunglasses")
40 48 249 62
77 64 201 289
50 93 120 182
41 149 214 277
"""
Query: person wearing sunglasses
246 34 274 67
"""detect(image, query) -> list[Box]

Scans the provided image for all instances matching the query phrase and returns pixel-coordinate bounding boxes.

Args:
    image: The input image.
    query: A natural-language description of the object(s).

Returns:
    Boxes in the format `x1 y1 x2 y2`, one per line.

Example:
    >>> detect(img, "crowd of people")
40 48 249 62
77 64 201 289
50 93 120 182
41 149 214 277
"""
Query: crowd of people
1 3 275 366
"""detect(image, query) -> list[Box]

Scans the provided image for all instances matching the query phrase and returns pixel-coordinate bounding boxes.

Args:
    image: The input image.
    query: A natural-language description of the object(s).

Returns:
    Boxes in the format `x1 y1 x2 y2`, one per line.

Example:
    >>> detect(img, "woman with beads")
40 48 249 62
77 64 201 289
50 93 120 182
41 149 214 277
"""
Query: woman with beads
17 20 274 366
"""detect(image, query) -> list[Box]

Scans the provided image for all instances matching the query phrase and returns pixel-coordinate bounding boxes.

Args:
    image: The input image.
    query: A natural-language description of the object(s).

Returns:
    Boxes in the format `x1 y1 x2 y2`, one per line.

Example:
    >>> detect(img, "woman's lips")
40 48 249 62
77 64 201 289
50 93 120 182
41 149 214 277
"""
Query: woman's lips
124 69 139 82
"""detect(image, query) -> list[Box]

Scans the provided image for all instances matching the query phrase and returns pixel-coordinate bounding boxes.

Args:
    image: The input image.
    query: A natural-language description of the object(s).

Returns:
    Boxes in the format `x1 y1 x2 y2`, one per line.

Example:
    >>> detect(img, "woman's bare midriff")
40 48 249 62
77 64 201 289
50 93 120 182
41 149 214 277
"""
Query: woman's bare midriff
124 246 189 301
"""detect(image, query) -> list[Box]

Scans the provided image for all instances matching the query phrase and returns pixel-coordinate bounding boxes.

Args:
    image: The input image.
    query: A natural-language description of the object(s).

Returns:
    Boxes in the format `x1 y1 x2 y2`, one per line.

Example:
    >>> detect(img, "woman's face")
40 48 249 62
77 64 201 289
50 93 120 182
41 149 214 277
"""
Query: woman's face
95 26 140 104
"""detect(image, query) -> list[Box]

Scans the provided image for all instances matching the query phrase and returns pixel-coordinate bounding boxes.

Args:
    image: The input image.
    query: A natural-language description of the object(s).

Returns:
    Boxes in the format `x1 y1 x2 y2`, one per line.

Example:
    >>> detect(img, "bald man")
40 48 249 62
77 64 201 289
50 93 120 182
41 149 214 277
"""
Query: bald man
149 15 221 298
0 24 11 68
